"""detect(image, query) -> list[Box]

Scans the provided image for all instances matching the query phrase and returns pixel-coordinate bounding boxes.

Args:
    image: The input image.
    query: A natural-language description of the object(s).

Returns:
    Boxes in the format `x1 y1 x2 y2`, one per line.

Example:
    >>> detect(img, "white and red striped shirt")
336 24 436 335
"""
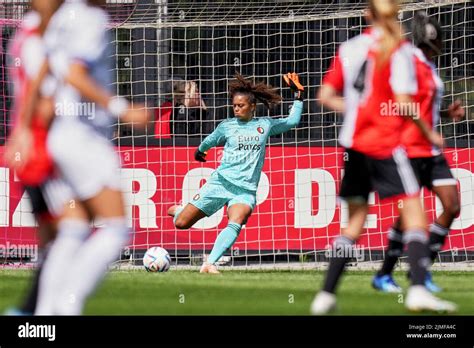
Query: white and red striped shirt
401 47 444 158
8 11 54 186
322 28 418 159
9 12 43 126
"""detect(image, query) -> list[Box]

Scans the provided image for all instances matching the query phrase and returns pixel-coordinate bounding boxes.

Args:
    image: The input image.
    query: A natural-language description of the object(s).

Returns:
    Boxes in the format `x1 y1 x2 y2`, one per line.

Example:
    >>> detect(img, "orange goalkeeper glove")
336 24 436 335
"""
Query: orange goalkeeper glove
283 72 304 101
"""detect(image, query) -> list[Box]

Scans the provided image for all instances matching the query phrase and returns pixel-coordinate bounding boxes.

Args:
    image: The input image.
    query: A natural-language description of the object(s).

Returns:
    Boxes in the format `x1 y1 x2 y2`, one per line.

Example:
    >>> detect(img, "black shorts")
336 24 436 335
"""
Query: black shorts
410 155 456 189
24 185 50 216
339 148 420 201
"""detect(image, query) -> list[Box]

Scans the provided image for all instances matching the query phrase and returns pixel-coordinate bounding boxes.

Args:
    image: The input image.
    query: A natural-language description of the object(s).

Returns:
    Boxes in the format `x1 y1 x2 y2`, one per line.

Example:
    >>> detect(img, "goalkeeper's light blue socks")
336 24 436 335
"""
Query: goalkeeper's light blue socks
207 222 242 264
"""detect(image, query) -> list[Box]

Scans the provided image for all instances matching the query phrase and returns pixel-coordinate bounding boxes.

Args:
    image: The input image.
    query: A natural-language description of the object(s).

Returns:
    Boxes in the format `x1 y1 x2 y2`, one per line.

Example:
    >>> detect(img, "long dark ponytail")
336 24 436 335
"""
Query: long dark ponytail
229 73 282 109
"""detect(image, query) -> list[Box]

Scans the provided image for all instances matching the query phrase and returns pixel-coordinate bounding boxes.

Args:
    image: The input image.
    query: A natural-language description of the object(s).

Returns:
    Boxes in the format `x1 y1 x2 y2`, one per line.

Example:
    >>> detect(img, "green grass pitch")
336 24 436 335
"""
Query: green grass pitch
1 269 473 315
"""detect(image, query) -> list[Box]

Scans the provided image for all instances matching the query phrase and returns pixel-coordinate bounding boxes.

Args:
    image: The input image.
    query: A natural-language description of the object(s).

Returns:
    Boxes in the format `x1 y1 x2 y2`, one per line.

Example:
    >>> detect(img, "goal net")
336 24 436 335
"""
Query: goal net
0 0 472 268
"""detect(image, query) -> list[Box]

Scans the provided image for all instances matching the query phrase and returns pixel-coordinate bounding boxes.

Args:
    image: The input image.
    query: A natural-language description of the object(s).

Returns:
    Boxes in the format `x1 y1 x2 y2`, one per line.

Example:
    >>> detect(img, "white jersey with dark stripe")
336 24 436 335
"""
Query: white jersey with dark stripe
44 0 114 139
322 28 418 159
322 29 377 148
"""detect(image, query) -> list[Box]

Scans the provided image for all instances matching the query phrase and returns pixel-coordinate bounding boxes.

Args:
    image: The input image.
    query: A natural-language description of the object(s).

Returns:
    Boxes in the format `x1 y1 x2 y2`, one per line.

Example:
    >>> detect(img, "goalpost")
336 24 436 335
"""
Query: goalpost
0 0 472 269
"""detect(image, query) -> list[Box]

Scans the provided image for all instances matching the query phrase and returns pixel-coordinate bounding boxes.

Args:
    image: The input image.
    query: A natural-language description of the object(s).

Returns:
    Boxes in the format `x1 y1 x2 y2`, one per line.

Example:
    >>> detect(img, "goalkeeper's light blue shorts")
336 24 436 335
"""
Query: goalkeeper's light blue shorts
189 172 256 217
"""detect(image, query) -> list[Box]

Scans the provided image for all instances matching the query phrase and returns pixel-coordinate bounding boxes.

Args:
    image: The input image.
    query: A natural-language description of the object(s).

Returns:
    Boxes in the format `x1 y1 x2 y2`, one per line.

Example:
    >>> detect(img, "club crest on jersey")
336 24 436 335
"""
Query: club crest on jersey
257 127 264 134
193 194 200 201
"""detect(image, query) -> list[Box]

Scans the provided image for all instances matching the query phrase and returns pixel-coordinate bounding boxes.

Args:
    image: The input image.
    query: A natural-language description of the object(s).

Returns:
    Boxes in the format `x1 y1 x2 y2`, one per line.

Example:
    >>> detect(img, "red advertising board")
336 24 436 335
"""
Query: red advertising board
1 146 473 252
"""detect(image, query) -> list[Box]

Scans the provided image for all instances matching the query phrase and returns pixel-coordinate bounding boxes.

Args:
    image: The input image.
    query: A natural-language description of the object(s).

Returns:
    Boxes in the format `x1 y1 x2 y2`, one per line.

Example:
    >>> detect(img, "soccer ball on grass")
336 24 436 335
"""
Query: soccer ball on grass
143 246 171 272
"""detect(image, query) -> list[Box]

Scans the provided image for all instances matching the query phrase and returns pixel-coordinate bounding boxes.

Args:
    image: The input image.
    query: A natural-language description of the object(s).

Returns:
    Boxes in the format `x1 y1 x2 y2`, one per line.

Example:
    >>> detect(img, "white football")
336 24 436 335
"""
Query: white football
143 246 171 272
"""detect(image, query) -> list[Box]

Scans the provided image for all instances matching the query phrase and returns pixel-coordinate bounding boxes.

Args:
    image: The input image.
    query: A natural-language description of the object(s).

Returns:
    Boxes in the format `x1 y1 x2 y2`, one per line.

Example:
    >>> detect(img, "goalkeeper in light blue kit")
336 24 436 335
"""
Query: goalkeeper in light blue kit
168 72 304 273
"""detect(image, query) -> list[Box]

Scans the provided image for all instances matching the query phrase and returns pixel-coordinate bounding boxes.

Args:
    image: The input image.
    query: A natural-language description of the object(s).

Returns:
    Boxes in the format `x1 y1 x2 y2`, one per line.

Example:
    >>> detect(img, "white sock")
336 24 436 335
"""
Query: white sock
54 218 130 315
35 218 90 315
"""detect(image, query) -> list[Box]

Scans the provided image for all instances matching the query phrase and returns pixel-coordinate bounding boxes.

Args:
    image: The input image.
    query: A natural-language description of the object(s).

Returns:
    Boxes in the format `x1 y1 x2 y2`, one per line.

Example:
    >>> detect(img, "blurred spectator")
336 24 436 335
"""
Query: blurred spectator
154 99 173 138
154 80 207 138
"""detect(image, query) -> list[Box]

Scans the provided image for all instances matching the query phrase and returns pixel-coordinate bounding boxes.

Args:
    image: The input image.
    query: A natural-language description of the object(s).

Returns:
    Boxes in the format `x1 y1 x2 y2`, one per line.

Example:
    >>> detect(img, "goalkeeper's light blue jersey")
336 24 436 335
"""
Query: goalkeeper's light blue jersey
198 100 303 192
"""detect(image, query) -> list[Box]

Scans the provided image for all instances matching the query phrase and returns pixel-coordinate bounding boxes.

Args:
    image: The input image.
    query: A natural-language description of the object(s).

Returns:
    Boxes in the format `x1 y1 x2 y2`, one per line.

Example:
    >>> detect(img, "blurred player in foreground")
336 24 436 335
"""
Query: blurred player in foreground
5 0 63 315
311 0 457 314
372 11 465 293
168 72 304 273
8 0 148 315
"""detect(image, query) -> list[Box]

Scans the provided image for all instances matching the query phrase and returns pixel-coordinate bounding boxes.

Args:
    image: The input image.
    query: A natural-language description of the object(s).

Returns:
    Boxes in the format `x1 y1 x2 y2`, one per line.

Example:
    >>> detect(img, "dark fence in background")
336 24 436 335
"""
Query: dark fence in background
0 1 472 147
